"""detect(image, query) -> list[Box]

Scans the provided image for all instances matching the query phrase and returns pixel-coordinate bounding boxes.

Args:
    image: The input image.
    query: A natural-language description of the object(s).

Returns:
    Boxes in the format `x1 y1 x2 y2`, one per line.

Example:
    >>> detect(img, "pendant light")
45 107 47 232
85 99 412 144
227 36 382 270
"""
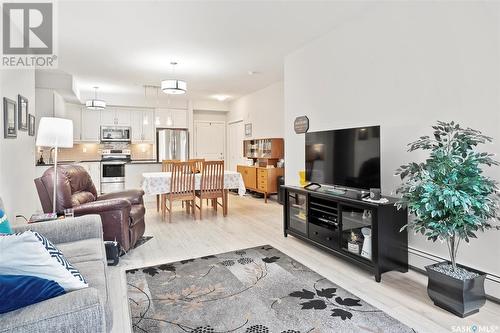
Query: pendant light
86 86 106 110
161 62 187 95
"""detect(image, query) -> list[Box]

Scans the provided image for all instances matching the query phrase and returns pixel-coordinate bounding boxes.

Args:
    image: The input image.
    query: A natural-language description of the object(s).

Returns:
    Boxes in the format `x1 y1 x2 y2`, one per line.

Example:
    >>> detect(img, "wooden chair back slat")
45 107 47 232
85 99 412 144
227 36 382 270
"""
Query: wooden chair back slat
189 158 205 173
200 160 224 196
162 159 179 172
170 161 196 198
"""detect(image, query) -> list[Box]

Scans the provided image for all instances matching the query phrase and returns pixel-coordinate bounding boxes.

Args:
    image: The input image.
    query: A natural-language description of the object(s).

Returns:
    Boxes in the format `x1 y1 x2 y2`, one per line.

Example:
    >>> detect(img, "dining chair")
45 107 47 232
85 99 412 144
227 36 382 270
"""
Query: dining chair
195 160 225 219
189 158 205 173
157 160 180 212
162 161 196 223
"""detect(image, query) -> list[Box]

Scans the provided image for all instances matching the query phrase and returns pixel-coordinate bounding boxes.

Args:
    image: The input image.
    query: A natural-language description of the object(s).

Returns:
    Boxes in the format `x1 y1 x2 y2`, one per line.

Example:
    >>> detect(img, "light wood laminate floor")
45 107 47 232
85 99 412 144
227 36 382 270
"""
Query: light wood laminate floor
108 194 500 333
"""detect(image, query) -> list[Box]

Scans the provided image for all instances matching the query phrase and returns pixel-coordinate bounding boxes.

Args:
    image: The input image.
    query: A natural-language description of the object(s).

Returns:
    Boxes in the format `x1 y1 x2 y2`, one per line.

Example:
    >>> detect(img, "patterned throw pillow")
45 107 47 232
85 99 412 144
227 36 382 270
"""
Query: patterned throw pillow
0 209 12 234
0 231 88 291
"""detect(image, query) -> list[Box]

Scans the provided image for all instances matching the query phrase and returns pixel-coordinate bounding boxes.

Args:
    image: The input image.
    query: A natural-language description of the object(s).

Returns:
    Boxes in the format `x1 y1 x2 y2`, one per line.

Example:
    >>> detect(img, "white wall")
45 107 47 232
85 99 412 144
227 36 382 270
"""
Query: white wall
0 70 39 223
284 2 500 297
193 110 227 122
228 81 284 139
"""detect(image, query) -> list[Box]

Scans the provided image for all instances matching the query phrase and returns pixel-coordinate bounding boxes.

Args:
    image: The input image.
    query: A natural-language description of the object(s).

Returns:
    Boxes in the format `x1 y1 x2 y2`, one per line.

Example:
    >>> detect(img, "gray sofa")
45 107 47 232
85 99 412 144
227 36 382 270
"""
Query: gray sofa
0 215 112 333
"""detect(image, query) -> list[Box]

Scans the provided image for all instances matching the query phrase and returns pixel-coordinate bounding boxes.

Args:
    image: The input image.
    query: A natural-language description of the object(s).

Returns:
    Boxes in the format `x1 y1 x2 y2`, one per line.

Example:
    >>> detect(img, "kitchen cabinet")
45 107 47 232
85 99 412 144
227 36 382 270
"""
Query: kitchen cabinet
155 108 187 129
101 108 131 126
171 109 188 128
55 102 82 142
36 90 67 119
142 111 154 141
65 104 82 142
125 163 161 202
81 110 101 142
131 109 154 143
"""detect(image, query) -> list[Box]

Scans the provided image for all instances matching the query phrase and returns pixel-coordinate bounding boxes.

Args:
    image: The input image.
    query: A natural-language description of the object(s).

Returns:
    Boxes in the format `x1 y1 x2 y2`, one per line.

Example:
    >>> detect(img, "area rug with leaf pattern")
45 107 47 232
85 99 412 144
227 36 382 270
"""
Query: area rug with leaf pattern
126 245 415 333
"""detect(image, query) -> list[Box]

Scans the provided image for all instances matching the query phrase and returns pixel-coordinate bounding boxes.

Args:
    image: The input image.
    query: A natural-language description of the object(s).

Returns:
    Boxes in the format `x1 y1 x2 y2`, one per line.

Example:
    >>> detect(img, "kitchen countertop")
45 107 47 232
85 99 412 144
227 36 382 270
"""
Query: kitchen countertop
127 160 161 165
36 159 160 166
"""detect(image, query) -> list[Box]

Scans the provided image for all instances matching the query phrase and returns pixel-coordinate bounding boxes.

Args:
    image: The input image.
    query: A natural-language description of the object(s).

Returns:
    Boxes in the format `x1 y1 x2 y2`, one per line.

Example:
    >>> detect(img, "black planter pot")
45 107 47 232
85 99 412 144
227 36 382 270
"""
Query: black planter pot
425 261 486 317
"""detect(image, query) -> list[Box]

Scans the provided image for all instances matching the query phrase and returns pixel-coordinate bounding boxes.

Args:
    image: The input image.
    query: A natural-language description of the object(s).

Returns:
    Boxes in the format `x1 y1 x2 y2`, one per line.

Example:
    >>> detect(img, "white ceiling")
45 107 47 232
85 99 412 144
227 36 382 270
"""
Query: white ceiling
57 1 368 104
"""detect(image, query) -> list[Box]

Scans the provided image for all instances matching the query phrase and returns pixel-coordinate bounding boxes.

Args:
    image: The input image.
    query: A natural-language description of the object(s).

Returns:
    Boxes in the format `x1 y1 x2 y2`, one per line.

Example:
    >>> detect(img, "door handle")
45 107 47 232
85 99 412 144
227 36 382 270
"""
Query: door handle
326 237 331 241
314 231 319 235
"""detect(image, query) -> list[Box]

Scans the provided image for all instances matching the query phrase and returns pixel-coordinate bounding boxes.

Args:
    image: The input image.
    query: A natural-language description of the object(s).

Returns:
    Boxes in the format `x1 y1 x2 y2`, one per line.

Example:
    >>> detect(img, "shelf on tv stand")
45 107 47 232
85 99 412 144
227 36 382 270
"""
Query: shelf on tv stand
283 185 408 282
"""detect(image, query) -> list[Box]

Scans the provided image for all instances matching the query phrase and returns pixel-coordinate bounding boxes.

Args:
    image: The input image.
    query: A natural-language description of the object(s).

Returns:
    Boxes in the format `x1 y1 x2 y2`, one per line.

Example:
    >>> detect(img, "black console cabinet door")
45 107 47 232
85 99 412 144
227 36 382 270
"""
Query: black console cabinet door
286 190 308 235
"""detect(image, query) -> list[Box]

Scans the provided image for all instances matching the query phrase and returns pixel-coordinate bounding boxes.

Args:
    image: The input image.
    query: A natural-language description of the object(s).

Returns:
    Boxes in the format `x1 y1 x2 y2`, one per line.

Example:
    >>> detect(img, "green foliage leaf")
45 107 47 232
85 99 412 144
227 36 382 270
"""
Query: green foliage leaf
395 121 500 261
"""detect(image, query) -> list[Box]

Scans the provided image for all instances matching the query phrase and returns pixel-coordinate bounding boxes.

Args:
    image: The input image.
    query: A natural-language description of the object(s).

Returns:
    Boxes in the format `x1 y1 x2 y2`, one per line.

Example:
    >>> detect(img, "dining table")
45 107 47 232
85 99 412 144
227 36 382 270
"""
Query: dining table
141 170 246 216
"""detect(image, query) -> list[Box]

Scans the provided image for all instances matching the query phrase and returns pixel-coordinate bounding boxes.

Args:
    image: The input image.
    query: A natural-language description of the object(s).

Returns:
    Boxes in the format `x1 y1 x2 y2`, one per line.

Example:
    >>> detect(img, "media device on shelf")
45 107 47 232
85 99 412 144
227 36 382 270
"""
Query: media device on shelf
305 126 381 193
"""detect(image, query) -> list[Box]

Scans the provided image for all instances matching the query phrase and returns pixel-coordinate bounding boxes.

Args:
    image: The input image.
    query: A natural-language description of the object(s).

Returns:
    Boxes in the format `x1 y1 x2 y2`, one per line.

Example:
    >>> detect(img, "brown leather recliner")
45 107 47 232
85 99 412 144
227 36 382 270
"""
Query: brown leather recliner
34 165 145 252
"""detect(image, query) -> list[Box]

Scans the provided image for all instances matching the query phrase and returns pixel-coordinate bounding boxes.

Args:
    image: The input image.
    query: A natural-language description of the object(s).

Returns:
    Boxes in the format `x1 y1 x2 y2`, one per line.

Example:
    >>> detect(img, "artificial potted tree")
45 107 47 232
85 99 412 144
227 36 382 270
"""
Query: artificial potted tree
395 121 500 317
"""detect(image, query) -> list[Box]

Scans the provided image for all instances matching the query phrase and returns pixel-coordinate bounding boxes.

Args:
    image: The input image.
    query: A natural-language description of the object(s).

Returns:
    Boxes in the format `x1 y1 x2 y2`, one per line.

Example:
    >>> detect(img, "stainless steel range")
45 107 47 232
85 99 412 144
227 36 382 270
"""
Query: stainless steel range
100 148 131 194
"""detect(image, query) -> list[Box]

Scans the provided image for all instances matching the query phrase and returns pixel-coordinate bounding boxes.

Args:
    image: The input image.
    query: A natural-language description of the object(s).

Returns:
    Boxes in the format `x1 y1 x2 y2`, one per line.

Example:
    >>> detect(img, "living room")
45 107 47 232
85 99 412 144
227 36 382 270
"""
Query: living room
1 1 500 333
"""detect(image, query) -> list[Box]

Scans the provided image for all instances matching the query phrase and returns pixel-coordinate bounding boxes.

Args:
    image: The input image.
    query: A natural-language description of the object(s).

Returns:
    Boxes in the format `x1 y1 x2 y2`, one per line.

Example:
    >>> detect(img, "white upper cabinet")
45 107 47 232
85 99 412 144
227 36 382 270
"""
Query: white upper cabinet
54 102 82 142
142 110 154 141
81 110 101 142
155 108 187 129
65 104 82 142
116 109 131 125
171 109 188 128
131 109 154 143
100 108 131 126
100 109 115 125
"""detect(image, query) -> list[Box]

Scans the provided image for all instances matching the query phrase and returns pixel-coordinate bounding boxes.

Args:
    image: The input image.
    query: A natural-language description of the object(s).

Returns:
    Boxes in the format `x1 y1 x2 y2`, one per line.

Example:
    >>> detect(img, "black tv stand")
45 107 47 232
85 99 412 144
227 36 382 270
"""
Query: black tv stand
283 185 408 282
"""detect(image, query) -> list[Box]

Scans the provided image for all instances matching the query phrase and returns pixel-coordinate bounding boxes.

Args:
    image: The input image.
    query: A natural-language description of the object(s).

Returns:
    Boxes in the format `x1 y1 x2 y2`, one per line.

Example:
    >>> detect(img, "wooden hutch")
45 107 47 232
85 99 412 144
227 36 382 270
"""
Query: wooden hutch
237 138 284 203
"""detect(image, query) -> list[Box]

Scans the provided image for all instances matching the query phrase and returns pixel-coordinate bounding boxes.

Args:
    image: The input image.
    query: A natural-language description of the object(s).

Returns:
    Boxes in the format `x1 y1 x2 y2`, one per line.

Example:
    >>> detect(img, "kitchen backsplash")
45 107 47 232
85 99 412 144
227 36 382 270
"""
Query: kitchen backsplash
36 143 155 163
130 143 155 160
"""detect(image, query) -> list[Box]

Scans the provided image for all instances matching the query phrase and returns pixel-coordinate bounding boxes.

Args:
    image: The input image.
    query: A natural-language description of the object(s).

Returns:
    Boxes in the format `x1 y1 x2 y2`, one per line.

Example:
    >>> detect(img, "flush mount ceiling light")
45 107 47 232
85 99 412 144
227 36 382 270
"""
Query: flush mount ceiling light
86 86 106 110
213 95 229 102
161 62 187 95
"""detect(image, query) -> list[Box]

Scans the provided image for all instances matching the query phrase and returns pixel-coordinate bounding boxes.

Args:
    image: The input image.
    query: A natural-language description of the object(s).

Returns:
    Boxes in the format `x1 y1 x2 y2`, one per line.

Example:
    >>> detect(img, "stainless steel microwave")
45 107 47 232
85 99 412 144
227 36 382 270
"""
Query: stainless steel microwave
100 126 131 142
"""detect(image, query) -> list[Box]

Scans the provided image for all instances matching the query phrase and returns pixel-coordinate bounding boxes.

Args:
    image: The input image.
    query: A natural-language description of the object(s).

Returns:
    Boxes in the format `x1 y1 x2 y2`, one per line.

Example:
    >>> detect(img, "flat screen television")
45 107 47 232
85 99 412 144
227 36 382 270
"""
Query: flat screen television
305 126 380 190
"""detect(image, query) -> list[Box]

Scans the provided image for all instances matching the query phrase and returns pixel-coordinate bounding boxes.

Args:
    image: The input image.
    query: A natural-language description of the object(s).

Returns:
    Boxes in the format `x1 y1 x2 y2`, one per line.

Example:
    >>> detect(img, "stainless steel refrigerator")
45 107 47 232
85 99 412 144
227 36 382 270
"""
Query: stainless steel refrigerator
156 128 189 161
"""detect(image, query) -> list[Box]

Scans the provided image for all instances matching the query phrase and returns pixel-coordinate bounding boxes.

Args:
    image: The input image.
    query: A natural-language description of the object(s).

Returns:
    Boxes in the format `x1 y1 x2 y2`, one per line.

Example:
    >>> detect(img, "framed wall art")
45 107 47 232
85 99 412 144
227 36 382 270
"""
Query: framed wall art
28 114 35 136
245 123 252 137
18 94 28 131
3 97 17 138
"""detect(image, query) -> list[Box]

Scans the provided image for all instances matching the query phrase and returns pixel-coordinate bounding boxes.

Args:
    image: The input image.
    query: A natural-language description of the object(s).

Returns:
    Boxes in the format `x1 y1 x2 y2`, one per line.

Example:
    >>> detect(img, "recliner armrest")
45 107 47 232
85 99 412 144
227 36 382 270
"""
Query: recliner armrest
73 198 131 215
97 189 144 205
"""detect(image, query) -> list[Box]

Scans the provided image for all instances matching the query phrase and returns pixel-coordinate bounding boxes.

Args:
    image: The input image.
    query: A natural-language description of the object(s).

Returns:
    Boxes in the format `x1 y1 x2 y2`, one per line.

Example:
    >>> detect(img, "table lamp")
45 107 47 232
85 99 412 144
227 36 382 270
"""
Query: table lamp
36 117 73 213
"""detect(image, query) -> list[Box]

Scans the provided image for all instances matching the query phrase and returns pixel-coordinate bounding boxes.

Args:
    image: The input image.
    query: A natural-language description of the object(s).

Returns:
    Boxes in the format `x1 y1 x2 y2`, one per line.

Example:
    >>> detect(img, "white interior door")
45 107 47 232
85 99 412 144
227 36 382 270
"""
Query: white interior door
194 121 225 160
228 120 245 171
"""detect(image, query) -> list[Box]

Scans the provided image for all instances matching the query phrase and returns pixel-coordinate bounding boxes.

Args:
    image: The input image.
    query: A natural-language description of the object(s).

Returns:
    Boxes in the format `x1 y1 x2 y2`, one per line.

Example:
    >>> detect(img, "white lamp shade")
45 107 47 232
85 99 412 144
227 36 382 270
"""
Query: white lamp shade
161 79 187 94
36 117 74 148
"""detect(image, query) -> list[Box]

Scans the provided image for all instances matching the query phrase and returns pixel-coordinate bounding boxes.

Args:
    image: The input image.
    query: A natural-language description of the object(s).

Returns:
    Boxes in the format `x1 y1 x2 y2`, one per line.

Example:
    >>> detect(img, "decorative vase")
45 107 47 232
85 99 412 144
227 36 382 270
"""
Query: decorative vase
426 261 486 317
360 227 372 260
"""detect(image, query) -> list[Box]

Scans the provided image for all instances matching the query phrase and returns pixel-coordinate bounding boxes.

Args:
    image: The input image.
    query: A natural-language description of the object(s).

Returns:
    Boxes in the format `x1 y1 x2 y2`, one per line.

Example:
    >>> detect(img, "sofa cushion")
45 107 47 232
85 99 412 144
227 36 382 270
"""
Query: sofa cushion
0 287 106 333
57 238 105 264
73 260 108 302
0 231 88 291
0 275 65 314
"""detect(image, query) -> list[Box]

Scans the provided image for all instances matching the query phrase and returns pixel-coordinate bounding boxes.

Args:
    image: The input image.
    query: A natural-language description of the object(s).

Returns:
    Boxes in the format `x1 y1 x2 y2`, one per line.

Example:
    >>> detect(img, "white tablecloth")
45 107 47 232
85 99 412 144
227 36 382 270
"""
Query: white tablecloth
141 171 246 196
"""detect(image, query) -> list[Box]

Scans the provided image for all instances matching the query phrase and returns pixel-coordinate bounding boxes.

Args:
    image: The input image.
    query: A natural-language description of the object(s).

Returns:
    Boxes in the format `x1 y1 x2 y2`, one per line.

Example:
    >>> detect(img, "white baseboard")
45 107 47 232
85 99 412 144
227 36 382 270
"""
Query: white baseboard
408 247 500 302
